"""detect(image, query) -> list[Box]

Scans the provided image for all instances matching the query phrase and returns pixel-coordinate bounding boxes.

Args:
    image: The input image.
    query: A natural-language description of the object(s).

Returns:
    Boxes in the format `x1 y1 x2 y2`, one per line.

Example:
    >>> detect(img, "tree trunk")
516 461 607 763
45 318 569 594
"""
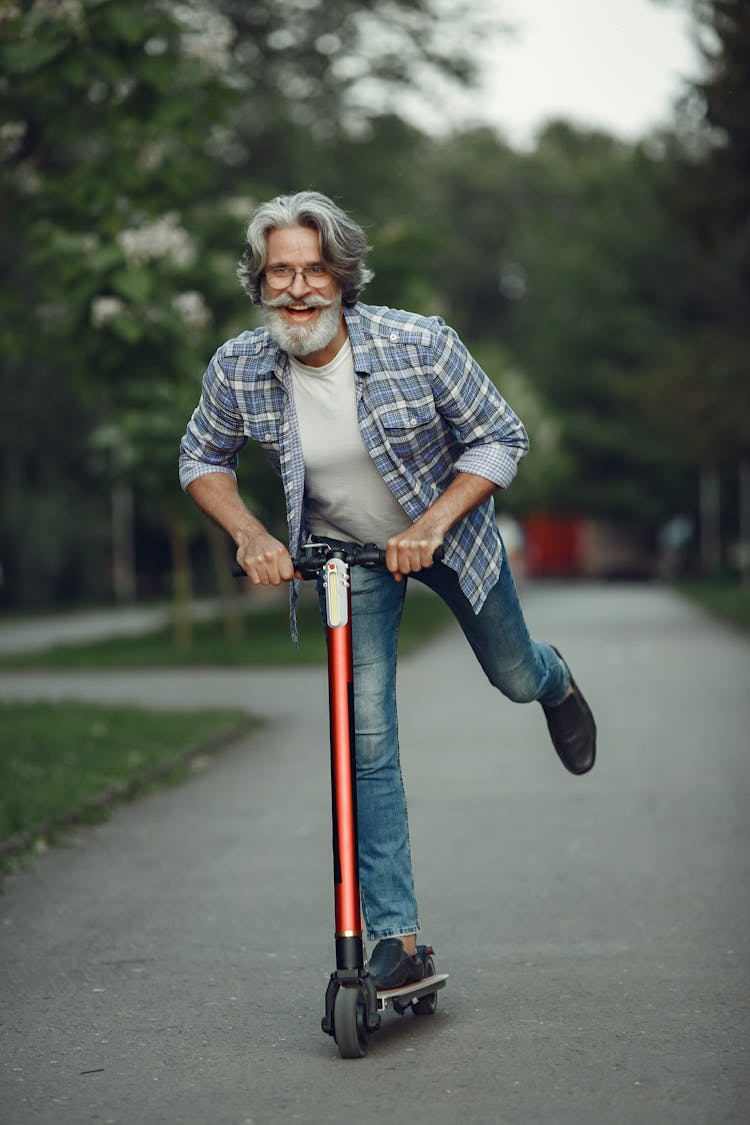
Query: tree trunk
739 457 750 589
699 464 722 576
206 522 243 641
166 512 193 649
111 483 137 603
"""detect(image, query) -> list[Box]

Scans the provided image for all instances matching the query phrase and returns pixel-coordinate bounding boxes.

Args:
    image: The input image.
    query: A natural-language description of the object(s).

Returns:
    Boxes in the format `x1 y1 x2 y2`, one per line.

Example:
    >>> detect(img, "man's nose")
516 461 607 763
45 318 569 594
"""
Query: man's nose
289 269 311 296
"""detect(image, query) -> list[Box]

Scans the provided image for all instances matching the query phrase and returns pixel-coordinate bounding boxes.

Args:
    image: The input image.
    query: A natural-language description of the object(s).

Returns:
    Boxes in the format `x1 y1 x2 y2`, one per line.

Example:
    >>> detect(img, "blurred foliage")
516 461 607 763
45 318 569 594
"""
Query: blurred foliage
640 0 750 466
0 0 237 603
0 0 746 609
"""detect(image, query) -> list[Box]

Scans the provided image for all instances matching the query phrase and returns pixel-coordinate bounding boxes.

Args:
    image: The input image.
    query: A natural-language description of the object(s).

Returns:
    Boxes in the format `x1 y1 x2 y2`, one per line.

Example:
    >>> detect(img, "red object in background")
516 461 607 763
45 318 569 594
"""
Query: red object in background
522 515 584 578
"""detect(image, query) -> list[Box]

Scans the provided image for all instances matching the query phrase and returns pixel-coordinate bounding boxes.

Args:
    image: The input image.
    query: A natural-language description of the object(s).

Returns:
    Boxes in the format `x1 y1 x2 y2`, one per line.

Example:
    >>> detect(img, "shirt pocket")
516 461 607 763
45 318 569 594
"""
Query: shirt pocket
245 413 283 471
377 396 439 456
246 411 281 443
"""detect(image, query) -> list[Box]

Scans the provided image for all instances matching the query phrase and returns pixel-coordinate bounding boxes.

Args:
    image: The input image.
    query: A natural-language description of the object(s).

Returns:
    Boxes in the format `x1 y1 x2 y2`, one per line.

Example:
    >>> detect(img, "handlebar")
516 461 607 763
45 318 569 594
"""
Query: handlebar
231 542 444 580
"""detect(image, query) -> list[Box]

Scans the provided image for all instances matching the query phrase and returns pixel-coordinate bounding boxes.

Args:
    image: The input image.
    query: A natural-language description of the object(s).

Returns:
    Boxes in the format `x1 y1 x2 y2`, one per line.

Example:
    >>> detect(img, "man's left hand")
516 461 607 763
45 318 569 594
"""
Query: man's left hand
385 527 444 582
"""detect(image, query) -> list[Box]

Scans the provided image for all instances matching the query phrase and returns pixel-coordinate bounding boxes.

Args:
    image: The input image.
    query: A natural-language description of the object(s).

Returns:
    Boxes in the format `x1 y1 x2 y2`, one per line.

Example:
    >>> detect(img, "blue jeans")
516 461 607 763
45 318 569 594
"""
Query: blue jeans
317 543 569 941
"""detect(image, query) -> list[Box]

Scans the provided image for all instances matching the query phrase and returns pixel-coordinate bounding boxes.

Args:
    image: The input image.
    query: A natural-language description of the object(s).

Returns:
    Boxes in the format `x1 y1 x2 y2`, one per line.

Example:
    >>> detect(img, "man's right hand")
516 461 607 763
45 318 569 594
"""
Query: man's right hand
236 531 295 586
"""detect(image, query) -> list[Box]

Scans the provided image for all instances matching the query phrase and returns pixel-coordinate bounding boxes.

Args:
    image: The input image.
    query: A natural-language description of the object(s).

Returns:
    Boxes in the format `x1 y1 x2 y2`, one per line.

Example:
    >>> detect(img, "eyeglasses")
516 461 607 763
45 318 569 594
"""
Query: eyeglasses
264 264 332 289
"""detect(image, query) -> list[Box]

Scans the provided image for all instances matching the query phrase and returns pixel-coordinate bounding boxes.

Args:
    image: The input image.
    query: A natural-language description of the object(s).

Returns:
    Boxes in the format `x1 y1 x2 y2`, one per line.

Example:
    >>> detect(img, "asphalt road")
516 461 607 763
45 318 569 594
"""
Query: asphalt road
1 582 748 1124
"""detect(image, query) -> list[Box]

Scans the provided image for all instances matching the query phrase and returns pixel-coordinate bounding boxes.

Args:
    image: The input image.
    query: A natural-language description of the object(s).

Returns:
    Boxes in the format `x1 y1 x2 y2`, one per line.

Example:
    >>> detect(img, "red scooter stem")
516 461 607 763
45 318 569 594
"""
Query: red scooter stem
327 602 362 941
321 554 364 965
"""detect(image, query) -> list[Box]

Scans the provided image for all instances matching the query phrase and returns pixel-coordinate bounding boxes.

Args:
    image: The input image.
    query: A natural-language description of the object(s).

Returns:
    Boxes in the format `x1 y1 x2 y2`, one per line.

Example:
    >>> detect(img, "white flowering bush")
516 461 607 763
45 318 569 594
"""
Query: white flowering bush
1 121 27 160
170 1 235 71
171 290 212 330
90 295 127 328
116 212 196 269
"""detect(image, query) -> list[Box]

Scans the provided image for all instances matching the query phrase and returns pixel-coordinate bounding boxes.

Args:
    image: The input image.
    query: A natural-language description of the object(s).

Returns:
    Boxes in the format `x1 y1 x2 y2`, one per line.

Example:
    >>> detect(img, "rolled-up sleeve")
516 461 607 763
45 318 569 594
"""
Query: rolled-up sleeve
429 323 529 489
178 349 247 491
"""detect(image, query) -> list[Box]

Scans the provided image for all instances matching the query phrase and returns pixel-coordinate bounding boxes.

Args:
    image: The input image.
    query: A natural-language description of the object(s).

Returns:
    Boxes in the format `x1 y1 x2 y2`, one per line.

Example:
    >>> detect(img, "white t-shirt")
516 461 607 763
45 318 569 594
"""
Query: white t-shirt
289 340 412 547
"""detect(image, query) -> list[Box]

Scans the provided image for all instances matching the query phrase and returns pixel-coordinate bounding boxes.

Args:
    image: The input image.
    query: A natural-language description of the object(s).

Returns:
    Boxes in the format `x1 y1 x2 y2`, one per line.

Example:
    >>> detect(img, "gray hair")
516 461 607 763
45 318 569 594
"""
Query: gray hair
237 191 374 306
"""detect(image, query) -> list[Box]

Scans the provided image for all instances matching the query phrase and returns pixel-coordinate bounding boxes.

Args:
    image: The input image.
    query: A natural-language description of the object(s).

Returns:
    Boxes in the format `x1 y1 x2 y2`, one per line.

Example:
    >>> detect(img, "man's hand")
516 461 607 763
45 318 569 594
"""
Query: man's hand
385 526 444 582
384 472 499 581
185 475 295 585
236 530 295 586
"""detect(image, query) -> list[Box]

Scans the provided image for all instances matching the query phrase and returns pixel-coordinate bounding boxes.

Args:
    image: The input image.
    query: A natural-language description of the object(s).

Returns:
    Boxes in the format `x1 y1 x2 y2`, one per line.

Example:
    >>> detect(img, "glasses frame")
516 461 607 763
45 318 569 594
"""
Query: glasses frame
263 264 333 290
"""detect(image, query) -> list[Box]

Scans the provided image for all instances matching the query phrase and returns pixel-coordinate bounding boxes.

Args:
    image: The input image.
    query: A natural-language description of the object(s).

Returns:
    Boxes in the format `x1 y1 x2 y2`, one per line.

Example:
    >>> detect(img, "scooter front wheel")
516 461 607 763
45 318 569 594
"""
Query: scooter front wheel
334 985 368 1059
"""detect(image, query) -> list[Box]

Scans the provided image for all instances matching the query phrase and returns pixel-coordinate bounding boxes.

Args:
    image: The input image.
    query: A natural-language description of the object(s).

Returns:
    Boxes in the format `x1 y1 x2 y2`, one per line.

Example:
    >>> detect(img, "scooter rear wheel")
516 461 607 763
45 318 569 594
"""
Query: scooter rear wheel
413 954 439 1016
334 985 368 1058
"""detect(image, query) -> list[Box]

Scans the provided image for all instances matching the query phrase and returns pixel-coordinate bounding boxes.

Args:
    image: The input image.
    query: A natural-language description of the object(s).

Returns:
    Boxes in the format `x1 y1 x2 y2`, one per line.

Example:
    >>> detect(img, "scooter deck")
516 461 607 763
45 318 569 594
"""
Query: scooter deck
376 973 448 1012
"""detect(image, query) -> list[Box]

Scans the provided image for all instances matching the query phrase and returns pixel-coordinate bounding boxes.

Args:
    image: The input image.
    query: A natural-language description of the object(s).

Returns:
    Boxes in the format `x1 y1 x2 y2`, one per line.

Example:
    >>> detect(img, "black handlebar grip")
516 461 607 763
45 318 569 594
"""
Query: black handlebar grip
231 555 328 579
352 544 387 567
293 555 330 579
356 543 444 567
231 558 320 578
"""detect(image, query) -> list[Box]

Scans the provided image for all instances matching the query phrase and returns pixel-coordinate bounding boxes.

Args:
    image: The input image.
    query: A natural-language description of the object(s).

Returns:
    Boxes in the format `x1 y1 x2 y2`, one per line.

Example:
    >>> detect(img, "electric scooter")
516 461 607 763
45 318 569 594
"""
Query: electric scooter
236 542 447 1058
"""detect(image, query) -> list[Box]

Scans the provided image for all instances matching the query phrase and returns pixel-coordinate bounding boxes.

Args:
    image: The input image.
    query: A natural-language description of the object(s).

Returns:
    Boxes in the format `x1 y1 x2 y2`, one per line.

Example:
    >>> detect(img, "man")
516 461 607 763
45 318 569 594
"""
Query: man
179 191 596 990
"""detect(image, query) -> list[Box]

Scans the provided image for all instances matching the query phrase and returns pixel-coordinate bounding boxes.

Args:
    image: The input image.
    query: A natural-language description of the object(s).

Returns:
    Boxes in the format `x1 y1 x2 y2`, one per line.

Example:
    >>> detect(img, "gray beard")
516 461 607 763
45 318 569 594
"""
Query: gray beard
263 295 342 358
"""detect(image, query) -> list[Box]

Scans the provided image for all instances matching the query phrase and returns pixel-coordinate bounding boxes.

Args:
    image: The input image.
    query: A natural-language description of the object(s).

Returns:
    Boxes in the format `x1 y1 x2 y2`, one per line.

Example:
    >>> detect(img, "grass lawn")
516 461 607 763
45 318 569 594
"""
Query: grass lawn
0 702 257 877
674 579 750 631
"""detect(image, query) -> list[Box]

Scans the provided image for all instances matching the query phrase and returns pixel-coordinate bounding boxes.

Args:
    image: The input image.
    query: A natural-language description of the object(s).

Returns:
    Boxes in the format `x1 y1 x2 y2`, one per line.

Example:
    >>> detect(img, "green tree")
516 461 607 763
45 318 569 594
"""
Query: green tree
0 0 234 609
212 0 496 184
646 0 750 572
420 122 702 528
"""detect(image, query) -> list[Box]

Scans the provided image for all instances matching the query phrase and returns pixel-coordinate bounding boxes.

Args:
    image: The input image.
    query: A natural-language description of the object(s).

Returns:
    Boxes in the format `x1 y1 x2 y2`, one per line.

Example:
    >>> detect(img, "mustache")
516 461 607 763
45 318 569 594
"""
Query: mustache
263 292 337 310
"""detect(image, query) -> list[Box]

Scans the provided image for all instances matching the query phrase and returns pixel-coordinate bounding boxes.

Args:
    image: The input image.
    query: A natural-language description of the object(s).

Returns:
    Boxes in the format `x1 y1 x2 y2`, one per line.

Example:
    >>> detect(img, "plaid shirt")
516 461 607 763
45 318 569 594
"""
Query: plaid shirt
180 302 529 635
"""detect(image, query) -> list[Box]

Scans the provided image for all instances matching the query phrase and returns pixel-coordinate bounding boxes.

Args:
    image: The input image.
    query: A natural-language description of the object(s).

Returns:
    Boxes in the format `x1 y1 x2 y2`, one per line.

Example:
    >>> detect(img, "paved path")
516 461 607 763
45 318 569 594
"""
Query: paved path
1 583 749 1124
0 588 285 656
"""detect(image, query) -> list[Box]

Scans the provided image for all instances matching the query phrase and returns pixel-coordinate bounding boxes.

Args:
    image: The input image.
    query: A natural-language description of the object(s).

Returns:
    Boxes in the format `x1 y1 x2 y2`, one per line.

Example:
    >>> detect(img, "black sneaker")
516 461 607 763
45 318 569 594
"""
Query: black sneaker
541 647 596 776
367 938 425 990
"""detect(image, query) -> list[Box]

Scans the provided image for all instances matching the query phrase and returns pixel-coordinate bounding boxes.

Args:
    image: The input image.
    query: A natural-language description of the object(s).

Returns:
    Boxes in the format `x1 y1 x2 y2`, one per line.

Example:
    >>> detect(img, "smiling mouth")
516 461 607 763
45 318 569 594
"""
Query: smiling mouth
282 304 319 320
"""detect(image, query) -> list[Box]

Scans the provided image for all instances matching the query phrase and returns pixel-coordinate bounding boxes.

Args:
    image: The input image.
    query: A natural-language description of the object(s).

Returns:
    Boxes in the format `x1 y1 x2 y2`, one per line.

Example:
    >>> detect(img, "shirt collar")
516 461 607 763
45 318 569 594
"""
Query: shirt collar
343 303 373 377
